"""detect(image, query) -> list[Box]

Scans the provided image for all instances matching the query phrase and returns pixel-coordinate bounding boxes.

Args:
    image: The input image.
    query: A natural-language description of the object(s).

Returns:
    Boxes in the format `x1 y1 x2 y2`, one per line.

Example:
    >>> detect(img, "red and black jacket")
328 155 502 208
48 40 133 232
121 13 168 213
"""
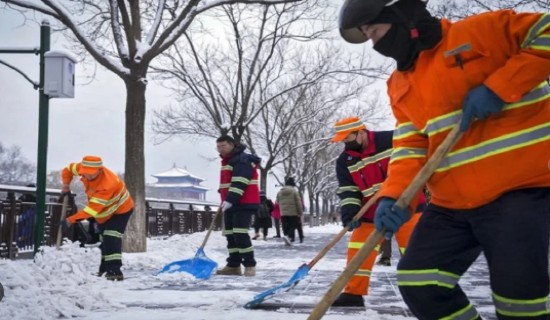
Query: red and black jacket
219 144 261 209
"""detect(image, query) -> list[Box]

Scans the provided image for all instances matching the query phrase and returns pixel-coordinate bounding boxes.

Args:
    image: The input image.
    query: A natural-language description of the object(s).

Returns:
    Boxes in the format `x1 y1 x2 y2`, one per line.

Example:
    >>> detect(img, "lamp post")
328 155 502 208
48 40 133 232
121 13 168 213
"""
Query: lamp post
0 20 74 256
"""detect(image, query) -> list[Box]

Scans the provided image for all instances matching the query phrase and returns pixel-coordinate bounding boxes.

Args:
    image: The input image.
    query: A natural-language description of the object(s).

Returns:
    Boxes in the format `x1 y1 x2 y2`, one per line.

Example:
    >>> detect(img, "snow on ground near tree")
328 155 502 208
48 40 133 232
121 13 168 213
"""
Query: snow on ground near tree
0 224 496 319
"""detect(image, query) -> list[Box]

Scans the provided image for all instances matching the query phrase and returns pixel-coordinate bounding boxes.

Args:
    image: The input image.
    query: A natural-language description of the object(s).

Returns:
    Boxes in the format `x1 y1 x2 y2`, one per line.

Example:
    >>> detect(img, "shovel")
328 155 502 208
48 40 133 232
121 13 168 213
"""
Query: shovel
157 207 222 279
308 122 464 320
244 192 381 309
56 194 70 249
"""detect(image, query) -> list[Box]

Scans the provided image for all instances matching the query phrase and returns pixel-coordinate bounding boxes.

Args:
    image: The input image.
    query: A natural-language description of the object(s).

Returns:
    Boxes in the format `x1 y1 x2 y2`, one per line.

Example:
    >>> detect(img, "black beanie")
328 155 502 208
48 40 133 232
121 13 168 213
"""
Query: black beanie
285 177 296 186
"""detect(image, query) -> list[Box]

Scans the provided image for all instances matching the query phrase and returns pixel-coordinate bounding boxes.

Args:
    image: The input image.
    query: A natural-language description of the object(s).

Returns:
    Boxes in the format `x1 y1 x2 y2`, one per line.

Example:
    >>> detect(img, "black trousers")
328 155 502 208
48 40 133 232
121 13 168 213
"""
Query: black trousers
398 188 550 320
98 210 132 272
223 207 256 267
281 216 301 241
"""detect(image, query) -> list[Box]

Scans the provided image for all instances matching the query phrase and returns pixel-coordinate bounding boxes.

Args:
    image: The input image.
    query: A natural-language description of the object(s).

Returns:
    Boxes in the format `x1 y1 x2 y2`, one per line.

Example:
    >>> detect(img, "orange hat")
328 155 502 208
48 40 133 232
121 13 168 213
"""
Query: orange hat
331 117 366 142
78 155 103 175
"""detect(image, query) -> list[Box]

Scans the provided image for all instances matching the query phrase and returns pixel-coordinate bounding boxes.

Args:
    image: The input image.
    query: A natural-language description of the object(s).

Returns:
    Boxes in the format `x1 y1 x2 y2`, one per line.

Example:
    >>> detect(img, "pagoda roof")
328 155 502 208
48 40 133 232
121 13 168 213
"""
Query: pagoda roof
148 182 210 191
152 165 205 181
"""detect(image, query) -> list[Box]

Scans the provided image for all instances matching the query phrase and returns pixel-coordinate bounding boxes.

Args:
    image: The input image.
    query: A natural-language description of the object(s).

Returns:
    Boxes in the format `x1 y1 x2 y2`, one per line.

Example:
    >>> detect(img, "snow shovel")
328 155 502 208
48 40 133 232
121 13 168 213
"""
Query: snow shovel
244 190 382 309
157 207 222 279
308 122 464 320
56 193 71 249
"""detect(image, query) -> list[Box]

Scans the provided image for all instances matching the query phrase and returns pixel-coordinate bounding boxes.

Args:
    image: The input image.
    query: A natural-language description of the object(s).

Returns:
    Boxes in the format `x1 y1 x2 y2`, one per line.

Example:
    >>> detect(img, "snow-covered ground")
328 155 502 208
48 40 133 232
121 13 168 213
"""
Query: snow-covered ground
0 224 495 319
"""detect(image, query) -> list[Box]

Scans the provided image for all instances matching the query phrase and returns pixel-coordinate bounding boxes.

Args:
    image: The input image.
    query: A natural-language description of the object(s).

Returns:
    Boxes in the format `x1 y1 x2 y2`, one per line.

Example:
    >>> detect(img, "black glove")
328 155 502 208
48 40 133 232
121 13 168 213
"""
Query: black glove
341 212 361 232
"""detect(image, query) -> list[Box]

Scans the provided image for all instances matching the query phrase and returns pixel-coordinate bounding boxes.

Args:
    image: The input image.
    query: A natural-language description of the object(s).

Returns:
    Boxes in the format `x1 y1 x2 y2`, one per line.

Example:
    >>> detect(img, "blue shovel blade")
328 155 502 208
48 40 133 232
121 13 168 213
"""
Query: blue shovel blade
157 248 218 280
244 263 310 309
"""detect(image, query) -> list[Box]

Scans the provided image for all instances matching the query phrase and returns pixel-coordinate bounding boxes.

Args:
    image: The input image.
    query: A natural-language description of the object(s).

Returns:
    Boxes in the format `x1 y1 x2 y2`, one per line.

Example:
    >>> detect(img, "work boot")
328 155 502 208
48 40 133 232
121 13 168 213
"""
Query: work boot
244 267 256 277
215 265 242 276
377 257 391 266
252 234 260 240
96 263 106 277
105 269 124 281
331 293 365 307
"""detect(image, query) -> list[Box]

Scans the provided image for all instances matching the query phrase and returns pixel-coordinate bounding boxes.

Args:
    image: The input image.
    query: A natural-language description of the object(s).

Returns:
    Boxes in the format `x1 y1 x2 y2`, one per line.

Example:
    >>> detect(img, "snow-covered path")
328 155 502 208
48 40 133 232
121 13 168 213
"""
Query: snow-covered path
0 224 495 319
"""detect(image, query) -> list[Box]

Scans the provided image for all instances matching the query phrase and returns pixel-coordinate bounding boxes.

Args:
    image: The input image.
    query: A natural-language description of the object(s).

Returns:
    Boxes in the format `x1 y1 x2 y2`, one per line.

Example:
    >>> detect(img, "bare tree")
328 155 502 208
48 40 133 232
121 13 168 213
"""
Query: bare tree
151 1 389 195
1 0 304 252
429 0 550 19
0 142 36 184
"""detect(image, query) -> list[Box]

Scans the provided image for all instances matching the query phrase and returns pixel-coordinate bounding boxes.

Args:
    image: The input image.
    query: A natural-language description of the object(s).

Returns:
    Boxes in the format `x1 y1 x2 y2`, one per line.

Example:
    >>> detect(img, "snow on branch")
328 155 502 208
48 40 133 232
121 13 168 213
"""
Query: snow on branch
2 0 58 16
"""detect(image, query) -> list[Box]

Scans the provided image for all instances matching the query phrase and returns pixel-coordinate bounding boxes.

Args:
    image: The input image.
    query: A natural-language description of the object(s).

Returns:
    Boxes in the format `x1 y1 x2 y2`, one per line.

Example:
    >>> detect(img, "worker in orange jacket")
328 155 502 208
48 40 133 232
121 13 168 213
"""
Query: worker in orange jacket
331 117 425 307
61 155 134 281
339 0 550 319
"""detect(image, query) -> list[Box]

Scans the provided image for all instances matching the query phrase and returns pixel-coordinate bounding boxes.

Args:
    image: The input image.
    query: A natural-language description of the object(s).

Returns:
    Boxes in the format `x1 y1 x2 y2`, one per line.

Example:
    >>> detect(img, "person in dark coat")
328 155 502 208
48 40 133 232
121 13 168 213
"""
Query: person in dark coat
252 191 273 240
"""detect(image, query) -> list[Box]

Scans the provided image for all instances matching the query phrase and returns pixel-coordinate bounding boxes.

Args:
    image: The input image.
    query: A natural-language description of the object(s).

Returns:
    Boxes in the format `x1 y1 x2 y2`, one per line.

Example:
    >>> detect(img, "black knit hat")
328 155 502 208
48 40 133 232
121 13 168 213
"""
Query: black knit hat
285 177 296 186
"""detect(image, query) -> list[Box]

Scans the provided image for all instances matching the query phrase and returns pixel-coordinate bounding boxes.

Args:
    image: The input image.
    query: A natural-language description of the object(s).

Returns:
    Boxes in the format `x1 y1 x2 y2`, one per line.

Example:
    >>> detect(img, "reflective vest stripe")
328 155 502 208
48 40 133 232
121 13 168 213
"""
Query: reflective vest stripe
354 269 371 277
422 82 550 138
347 149 392 173
233 228 249 234
69 163 79 176
397 269 460 289
361 183 382 197
522 14 550 48
221 165 232 171
390 147 428 163
493 292 550 317
239 246 254 254
103 253 122 261
394 122 424 140
229 187 244 195
504 82 550 110
439 304 479 320
103 230 123 238
339 198 362 207
436 122 550 172
231 177 250 184
337 185 361 194
349 242 381 251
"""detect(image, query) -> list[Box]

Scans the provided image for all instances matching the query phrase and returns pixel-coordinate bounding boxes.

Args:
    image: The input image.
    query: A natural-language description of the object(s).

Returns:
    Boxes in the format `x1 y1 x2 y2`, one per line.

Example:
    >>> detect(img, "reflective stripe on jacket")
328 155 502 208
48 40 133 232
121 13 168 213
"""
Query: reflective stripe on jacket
61 163 134 224
380 10 550 209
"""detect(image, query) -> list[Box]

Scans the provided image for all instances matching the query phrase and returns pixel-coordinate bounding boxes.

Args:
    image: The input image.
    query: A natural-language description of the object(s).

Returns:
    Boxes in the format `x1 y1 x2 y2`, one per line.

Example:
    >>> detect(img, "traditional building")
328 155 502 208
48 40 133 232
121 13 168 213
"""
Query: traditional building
147 164 209 201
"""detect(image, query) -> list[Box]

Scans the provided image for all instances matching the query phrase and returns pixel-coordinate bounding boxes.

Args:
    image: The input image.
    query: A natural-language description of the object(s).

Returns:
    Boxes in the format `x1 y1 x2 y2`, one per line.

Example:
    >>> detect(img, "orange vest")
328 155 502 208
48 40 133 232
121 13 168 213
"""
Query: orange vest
380 10 550 209
62 163 134 224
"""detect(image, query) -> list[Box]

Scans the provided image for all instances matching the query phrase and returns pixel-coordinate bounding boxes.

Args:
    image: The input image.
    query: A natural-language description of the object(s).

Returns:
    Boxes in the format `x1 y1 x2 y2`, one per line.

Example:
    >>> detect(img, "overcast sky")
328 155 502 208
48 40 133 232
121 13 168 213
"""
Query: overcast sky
0 10 228 202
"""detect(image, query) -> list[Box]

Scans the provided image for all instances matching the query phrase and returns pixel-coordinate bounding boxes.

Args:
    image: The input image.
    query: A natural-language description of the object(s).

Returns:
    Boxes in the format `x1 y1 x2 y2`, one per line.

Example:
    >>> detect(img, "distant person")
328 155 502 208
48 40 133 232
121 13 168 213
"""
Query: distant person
271 201 282 238
276 177 303 245
252 191 273 240
215 135 261 277
61 155 134 281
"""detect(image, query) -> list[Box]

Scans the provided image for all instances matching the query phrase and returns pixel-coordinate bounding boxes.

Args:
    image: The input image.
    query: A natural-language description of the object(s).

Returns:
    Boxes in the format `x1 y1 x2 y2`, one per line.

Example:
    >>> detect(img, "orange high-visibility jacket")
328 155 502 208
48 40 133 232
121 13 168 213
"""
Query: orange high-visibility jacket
62 163 134 224
379 10 550 209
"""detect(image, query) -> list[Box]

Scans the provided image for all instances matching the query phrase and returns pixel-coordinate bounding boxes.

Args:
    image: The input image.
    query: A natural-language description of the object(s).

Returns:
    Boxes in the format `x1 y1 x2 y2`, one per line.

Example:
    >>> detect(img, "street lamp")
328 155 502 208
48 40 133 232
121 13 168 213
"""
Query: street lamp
0 20 76 256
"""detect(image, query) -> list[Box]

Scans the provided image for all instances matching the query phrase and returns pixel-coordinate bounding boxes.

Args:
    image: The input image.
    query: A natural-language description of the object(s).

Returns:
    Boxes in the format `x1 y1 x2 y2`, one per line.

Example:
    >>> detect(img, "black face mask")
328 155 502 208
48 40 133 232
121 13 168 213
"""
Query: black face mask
373 24 417 71
345 140 362 152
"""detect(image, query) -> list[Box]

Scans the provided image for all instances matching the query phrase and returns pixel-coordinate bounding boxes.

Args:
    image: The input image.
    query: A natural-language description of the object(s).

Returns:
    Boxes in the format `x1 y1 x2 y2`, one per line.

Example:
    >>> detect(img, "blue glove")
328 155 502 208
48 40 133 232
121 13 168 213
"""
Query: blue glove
460 84 505 132
341 212 361 232
374 198 410 239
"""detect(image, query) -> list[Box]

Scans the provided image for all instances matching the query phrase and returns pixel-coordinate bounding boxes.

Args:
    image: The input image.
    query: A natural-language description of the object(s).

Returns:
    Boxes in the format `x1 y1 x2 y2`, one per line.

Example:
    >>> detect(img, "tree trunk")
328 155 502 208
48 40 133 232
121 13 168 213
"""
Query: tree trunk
122 78 147 253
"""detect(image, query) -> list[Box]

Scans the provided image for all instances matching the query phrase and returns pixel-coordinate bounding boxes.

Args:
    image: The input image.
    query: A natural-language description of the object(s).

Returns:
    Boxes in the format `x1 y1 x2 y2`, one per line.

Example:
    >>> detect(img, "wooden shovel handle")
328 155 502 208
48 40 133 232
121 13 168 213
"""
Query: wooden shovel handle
307 194 380 269
308 123 463 320
56 194 70 250
199 207 223 250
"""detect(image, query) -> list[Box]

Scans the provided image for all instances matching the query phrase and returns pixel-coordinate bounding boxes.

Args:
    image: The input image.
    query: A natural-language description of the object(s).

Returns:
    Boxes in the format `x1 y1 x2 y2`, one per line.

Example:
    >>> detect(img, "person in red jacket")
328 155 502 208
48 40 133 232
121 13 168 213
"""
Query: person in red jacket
215 135 261 277
339 0 550 318
332 117 425 307
61 155 134 281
